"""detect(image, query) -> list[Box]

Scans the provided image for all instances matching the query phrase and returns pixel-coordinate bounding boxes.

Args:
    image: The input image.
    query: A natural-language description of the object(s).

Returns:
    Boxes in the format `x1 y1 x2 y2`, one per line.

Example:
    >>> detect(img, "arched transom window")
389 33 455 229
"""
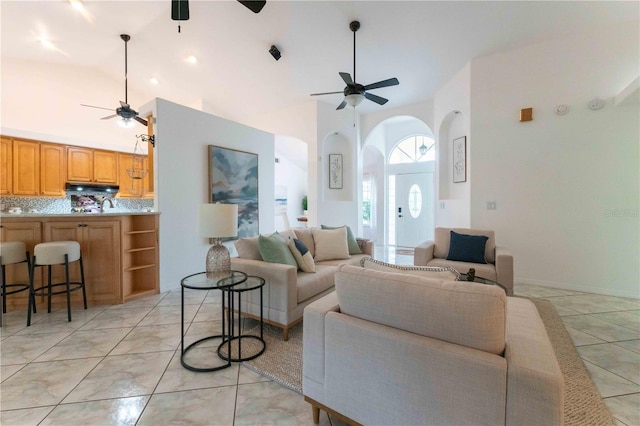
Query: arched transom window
389 135 435 164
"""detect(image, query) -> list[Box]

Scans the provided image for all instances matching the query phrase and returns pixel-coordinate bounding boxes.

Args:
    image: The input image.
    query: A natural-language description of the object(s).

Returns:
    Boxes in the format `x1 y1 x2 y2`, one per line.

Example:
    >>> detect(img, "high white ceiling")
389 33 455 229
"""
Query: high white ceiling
1 0 638 123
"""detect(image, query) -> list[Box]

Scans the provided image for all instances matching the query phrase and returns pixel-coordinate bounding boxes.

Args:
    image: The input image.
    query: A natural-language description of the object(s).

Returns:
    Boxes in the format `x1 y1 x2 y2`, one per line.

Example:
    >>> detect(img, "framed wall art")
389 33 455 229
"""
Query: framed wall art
209 145 259 238
452 136 467 183
329 154 343 189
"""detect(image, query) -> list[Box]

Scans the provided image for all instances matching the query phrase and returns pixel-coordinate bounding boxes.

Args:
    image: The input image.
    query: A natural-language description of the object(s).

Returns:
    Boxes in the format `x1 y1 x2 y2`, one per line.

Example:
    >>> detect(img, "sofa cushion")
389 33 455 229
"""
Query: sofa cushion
360 257 460 281
288 237 315 273
321 225 362 255
312 227 350 262
297 265 337 303
293 227 315 258
434 228 496 263
258 232 297 267
447 231 488 264
234 236 262 260
317 254 369 267
334 265 507 355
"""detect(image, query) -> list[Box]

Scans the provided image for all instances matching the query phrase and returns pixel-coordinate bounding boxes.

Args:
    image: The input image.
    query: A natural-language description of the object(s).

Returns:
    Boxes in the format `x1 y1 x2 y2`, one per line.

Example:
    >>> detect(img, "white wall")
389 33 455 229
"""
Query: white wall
154 98 275 291
434 63 471 228
1 58 150 152
274 144 307 230
469 21 639 298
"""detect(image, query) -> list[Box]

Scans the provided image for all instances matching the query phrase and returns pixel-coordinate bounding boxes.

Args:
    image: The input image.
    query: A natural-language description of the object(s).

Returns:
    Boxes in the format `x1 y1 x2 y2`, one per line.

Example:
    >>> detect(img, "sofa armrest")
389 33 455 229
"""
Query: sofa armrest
356 238 374 256
303 292 340 399
495 246 514 295
230 257 298 311
504 297 564 425
414 240 435 266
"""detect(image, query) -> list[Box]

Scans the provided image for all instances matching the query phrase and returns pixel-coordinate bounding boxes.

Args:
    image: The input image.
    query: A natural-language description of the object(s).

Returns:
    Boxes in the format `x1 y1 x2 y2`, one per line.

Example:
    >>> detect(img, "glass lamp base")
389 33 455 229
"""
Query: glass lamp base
206 243 231 279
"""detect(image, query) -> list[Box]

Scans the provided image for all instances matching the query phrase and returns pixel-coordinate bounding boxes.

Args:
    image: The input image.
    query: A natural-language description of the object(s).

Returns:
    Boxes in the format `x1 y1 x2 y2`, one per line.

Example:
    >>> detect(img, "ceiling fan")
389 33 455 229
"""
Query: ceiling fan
81 34 147 127
311 21 399 110
171 0 266 21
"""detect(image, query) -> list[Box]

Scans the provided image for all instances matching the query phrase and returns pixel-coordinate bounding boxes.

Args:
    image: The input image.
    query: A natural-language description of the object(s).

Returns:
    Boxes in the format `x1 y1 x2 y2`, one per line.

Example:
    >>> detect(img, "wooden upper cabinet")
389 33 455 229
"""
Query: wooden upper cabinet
67 146 93 182
40 143 66 196
12 139 40 196
67 147 118 184
0 137 12 195
93 150 118 183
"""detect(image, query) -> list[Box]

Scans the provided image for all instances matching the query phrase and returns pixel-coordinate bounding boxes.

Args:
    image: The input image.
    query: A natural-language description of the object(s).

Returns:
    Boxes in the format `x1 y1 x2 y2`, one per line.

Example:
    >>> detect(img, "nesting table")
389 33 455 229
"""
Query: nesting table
180 270 265 372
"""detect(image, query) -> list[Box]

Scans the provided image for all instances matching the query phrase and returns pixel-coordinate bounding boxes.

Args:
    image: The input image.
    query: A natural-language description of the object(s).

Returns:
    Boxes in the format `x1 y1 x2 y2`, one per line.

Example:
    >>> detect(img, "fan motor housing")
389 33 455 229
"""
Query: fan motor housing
344 84 365 96
116 107 137 119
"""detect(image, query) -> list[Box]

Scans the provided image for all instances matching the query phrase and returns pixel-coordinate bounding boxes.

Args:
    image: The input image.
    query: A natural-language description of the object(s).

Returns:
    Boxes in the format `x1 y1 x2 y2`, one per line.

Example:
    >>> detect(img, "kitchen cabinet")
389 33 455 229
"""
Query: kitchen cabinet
0 137 12 195
67 147 118 184
0 221 42 308
44 218 122 305
40 143 66 196
12 139 40 196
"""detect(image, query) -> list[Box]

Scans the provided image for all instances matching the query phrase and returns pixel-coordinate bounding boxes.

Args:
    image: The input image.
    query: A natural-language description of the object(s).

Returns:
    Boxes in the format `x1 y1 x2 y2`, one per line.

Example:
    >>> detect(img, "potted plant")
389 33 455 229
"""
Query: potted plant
302 195 308 217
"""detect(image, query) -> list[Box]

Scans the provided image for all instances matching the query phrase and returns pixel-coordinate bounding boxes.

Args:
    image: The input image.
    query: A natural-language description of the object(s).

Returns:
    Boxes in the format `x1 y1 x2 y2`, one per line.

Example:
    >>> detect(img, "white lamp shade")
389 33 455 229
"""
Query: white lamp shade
199 203 238 238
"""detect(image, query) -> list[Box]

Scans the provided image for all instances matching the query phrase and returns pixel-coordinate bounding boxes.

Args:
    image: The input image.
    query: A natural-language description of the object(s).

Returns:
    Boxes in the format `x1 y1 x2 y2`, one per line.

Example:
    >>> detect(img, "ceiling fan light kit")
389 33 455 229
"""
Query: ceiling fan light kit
310 20 399 110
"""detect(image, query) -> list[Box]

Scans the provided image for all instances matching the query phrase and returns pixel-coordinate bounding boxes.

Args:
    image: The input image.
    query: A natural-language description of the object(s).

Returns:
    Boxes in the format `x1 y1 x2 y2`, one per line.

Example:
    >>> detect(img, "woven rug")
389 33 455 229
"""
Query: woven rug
242 299 615 425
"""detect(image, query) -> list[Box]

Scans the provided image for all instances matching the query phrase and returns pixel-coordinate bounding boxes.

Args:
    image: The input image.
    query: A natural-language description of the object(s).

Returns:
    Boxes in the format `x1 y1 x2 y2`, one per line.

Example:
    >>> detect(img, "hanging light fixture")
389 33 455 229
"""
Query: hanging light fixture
419 141 428 156
126 135 149 196
345 93 365 107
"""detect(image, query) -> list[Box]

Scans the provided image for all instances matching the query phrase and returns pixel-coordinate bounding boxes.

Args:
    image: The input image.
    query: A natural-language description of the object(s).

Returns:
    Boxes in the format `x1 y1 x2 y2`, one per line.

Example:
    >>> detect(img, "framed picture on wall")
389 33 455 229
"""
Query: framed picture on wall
209 145 259 238
452 136 467 183
329 154 343 189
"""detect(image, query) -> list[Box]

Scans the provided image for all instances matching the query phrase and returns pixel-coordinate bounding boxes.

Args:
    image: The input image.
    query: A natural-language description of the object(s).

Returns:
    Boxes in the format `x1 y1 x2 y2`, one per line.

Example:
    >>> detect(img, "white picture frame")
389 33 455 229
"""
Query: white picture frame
329 154 343 189
452 136 467 183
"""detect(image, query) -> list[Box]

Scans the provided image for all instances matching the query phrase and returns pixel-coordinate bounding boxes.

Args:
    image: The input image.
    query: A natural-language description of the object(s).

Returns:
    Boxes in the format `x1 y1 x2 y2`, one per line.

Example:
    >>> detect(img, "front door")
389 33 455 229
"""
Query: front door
395 172 433 247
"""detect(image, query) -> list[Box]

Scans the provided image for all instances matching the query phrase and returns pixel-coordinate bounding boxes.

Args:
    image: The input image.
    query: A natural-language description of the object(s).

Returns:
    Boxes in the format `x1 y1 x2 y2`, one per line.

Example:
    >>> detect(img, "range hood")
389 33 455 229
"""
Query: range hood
65 182 120 193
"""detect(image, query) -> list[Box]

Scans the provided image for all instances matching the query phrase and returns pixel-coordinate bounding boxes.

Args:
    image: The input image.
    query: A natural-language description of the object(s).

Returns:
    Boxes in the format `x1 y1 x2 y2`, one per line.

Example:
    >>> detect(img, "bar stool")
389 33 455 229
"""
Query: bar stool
1 241 33 327
28 241 87 326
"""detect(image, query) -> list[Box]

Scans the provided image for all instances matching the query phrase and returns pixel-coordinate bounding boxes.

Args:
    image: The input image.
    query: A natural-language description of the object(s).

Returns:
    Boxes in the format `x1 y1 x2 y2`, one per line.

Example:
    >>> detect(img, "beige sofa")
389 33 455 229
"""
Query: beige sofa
230 228 373 340
303 265 563 425
414 227 514 295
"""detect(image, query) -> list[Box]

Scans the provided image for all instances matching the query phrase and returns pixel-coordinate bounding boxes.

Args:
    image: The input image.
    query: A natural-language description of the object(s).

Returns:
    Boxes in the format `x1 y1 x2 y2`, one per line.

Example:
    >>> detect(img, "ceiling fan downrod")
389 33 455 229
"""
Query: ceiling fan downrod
350 20 359 84
121 34 130 105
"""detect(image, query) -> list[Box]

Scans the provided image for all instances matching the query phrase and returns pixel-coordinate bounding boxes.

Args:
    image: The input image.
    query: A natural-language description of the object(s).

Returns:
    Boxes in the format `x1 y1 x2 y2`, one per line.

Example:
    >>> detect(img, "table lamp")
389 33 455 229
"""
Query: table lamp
199 203 238 278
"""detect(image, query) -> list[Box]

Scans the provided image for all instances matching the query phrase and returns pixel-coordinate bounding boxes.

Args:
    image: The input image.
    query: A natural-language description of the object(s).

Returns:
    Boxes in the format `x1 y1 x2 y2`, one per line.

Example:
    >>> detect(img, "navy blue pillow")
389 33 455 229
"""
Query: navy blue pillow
293 238 309 256
446 231 488 264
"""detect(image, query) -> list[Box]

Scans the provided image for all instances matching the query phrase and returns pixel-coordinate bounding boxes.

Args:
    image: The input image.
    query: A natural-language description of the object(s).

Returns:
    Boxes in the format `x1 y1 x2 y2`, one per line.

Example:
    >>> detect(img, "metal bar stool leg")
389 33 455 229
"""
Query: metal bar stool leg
1 264 6 314
79 254 87 310
64 254 72 322
47 265 53 313
27 256 36 327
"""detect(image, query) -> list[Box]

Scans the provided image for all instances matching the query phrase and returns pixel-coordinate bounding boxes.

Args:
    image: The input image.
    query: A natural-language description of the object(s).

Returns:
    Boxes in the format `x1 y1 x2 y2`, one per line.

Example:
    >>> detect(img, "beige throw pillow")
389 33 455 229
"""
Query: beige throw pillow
360 257 461 281
234 237 262 260
312 227 350 262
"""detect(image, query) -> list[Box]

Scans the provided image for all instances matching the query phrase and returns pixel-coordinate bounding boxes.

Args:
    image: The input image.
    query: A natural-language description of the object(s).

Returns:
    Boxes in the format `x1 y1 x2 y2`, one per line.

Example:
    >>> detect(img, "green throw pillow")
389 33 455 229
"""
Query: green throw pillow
321 225 362 255
258 232 297 267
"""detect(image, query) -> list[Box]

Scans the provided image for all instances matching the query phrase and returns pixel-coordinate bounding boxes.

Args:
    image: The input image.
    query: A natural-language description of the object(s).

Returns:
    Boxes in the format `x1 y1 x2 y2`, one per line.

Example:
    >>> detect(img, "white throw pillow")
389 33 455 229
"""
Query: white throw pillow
312 227 350 262
288 237 315 272
360 257 461 281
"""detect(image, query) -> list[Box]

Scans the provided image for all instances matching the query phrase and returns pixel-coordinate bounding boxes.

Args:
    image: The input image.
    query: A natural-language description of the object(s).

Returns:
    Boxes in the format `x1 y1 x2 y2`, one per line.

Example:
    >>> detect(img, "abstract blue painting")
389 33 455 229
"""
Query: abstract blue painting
209 145 259 238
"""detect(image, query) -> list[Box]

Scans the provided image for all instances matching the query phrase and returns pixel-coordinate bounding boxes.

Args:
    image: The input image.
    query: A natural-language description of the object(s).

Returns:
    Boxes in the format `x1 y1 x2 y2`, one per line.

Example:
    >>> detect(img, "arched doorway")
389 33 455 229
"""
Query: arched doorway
361 115 436 247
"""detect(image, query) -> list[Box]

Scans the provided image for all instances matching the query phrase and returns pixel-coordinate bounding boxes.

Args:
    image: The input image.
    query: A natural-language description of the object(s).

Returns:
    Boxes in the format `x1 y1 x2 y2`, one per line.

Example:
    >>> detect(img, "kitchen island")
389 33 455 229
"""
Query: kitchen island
0 212 159 309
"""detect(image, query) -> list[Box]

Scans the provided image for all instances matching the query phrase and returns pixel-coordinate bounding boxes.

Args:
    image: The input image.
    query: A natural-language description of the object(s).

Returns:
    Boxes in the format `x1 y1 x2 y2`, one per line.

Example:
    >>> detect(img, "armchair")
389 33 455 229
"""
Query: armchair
303 265 563 425
414 227 514 295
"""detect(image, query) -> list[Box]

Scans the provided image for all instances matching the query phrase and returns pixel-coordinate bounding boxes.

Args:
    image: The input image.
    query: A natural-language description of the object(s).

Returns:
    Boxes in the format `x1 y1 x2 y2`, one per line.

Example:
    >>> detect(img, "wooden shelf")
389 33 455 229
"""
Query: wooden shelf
125 263 156 272
125 247 156 253
125 229 156 235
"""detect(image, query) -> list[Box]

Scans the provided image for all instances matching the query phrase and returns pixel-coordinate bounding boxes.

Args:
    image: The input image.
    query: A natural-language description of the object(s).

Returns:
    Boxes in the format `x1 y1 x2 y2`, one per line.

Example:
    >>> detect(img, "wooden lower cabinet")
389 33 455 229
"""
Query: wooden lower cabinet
44 219 122 305
0 221 42 308
1 214 158 310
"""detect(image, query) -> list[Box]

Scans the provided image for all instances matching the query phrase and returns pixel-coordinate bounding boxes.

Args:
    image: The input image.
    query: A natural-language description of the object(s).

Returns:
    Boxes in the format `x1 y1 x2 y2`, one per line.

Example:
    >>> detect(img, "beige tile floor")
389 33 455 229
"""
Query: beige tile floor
0 247 638 425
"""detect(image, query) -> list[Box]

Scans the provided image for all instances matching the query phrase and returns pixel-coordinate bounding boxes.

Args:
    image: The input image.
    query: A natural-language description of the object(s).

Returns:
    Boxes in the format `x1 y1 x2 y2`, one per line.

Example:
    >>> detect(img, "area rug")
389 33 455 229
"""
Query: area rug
242 299 615 425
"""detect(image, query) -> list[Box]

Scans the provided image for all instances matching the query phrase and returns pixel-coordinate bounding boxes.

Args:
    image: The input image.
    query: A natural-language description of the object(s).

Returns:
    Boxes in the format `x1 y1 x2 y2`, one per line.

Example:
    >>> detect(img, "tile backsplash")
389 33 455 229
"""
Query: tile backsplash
0 193 153 214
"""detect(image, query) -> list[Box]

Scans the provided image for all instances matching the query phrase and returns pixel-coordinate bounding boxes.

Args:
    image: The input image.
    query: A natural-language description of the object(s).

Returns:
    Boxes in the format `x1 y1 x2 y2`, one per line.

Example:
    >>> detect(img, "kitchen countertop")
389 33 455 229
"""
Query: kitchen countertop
0 211 159 218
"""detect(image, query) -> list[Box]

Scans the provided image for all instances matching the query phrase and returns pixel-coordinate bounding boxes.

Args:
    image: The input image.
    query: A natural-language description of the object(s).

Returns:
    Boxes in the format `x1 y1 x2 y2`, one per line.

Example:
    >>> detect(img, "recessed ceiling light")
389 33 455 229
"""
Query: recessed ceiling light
68 0 94 23
149 77 159 85
39 36 55 50
186 55 198 64
68 0 83 11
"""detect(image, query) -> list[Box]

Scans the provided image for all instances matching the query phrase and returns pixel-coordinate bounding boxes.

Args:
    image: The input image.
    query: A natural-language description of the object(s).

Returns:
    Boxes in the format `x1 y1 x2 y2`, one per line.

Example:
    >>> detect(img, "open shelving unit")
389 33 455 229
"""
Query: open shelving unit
121 214 159 302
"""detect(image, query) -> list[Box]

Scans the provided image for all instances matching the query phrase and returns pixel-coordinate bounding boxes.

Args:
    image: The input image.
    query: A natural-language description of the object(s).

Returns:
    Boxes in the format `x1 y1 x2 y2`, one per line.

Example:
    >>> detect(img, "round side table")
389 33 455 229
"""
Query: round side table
218 275 266 362
180 270 247 372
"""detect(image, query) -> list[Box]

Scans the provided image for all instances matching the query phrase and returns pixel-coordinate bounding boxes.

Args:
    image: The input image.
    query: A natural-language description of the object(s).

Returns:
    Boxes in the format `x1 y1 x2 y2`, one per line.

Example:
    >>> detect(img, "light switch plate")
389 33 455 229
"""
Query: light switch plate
487 201 497 210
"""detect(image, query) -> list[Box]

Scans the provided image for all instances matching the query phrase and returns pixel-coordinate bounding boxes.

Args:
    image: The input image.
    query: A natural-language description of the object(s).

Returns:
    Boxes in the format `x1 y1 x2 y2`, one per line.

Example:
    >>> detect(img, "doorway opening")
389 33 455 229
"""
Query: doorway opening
387 135 435 247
